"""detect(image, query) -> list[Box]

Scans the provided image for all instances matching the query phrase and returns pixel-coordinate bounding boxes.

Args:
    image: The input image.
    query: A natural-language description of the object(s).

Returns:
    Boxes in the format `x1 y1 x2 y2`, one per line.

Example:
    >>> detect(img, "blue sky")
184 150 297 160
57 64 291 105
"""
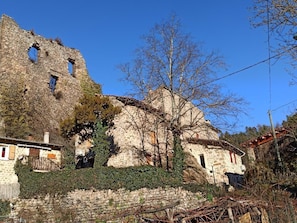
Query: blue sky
1 0 296 133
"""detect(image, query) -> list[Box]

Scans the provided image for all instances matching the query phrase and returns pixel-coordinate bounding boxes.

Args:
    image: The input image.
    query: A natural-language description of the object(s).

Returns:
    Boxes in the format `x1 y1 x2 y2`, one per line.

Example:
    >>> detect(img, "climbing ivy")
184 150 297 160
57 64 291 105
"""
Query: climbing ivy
172 134 185 182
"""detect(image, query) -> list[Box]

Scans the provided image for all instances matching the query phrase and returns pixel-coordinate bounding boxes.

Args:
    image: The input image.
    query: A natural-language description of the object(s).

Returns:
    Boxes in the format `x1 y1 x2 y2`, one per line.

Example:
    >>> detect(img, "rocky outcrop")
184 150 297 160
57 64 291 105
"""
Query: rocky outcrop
183 152 208 184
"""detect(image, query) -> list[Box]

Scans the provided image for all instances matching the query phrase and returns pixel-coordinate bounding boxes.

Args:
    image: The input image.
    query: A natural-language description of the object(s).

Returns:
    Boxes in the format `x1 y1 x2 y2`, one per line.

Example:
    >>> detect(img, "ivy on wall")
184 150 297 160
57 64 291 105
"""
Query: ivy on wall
172 135 185 182
0 77 31 139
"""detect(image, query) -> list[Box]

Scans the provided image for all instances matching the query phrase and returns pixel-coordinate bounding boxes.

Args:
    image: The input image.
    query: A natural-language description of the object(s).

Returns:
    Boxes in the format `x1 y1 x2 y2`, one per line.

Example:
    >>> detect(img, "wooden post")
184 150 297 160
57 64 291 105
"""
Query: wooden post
268 110 282 168
228 207 235 223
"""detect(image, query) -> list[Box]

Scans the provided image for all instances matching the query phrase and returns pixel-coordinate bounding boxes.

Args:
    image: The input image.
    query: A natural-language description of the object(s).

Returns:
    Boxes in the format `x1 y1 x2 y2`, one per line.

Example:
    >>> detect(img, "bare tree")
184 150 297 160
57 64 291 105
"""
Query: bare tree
251 0 297 83
119 15 245 133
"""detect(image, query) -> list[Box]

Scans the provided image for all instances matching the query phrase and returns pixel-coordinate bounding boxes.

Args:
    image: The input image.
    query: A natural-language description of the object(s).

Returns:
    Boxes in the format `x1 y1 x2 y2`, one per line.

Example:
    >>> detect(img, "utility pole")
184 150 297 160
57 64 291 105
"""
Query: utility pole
268 110 282 169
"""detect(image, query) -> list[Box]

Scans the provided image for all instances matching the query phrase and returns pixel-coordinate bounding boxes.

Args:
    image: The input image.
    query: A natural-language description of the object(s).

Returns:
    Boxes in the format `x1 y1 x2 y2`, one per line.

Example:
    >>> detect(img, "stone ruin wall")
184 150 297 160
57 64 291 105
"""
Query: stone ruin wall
0 15 95 141
8 187 205 222
107 96 174 168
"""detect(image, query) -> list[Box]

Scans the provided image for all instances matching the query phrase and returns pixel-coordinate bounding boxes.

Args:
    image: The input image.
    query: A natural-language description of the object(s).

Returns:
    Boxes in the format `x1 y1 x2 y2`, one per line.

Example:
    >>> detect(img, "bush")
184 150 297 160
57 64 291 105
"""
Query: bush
0 200 10 218
15 161 182 198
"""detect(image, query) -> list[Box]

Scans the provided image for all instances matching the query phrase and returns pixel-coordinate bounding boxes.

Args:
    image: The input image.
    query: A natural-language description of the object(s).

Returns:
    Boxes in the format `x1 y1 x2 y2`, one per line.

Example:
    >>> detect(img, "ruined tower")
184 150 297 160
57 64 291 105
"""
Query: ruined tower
0 15 99 142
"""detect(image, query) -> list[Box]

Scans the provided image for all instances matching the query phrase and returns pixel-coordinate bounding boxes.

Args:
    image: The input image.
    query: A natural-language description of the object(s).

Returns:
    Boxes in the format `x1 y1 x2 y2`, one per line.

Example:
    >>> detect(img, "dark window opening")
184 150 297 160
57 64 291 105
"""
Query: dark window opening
1 147 5 158
68 58 75 76
28 43 40 63
199 154 206 168
49 75 58 93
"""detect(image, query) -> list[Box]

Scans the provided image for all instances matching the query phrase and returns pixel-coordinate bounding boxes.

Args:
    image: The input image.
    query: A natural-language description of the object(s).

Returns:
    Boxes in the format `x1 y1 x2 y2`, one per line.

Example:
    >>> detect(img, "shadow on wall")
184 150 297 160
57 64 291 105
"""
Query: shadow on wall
108 135 120 155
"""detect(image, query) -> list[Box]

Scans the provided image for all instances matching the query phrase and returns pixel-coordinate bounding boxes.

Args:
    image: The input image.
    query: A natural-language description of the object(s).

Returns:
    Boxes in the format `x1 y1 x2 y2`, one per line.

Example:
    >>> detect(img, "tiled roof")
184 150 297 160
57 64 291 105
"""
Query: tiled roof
241 128 287 149
187 137 245 156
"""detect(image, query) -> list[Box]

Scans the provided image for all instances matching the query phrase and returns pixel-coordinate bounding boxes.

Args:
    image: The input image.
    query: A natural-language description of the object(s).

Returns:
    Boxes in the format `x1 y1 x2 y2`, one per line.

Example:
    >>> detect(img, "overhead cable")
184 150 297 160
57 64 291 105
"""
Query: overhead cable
198 45 297 87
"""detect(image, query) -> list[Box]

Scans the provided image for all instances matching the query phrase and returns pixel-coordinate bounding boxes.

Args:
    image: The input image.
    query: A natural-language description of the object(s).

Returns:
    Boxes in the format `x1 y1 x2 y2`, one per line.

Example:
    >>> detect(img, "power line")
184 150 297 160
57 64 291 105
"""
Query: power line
271 98 297 112
198 45 297 87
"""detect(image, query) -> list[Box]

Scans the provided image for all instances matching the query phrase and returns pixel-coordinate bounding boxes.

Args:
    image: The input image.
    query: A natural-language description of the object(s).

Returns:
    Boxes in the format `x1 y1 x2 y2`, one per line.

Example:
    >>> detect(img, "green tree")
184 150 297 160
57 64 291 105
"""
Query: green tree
283 112 297 140
60 94 121 140
92 121 110 166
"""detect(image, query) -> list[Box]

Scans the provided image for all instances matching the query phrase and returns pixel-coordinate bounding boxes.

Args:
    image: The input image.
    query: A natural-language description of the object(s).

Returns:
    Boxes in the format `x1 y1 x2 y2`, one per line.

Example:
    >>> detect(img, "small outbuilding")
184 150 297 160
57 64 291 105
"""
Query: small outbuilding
0 133 63 199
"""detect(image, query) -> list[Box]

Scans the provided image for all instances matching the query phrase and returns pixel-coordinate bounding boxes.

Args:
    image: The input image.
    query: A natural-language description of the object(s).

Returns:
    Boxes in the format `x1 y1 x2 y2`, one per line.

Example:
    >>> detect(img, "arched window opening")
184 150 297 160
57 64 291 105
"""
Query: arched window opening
28 43 40 63
68 58 75 76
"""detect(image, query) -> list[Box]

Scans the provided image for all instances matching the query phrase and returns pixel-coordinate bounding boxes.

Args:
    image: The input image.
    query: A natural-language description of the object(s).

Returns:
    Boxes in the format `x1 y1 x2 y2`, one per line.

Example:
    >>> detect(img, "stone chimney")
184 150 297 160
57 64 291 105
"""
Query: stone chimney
44 132 50 143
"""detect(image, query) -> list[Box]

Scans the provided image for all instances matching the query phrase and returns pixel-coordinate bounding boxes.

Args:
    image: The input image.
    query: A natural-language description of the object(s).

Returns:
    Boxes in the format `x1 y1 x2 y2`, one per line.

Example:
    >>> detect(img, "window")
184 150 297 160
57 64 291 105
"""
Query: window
68 58 75 76
199 154 206 168
28 43 40 63
230 151 237 164
49 75 58 93
0 146 9 160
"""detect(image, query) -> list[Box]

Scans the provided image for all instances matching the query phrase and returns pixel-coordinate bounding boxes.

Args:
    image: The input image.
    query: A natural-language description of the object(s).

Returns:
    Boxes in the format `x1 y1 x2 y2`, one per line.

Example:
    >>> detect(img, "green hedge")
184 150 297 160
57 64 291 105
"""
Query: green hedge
0 200 10 219
15 161 182 198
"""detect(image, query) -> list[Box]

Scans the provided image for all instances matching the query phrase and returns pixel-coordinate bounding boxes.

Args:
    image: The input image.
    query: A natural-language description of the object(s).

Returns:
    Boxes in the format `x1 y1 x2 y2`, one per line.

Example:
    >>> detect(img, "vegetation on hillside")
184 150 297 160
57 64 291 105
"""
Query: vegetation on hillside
220 125 271 147
221 112 297 194
0 77 31 139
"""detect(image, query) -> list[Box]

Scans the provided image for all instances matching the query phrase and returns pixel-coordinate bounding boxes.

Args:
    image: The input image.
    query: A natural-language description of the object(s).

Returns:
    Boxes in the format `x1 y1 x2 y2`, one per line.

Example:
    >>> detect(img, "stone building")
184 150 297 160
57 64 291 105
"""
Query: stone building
0 14 97 142
0 132 63 199
107 87 246 186
241 127 290 166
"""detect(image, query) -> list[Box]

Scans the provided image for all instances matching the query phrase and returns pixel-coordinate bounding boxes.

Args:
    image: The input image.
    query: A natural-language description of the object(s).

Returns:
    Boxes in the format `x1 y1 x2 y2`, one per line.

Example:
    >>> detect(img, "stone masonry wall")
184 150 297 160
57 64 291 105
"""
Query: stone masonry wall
0 15 95 142
185 143 244 185
107 97 174 168
0 159 20 199
9 187 206 222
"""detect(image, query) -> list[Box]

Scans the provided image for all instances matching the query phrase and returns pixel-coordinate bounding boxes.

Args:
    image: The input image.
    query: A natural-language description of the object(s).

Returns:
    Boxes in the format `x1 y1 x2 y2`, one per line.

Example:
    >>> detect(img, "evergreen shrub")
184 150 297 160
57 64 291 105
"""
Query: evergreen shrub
15 161 182 198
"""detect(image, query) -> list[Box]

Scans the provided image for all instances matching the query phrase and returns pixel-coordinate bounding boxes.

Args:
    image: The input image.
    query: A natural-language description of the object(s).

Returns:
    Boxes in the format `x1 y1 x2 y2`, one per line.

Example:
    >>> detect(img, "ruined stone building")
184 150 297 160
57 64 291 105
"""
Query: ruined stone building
107 87 246 186
0 14 245 188
0 14 97 142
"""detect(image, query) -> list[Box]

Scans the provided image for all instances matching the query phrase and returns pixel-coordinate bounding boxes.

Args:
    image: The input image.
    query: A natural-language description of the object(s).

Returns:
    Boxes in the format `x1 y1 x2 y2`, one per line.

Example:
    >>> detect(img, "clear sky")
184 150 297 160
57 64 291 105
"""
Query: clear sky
1 0 296 133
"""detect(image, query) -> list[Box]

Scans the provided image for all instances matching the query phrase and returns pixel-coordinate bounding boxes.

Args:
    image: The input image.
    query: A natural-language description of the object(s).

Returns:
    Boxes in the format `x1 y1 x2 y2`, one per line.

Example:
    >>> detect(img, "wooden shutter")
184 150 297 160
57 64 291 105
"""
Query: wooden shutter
8 145 16 160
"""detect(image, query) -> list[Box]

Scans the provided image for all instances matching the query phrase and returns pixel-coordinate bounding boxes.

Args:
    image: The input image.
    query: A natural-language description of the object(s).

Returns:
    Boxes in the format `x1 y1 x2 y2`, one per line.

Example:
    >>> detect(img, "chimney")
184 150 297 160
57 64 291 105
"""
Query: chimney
44 132 50 143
